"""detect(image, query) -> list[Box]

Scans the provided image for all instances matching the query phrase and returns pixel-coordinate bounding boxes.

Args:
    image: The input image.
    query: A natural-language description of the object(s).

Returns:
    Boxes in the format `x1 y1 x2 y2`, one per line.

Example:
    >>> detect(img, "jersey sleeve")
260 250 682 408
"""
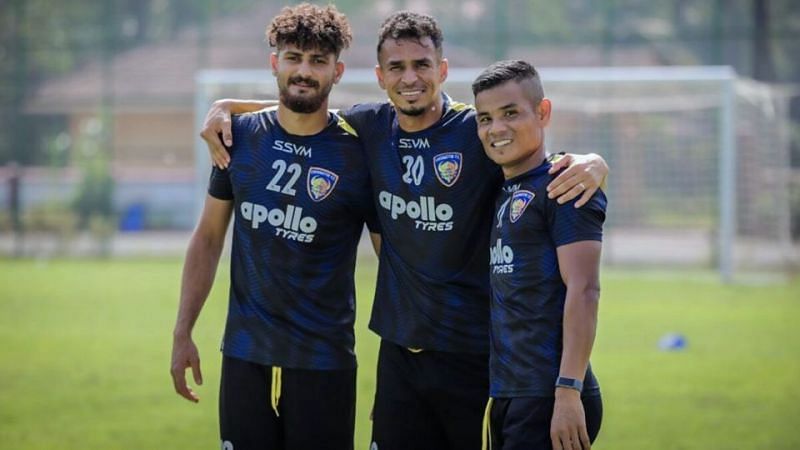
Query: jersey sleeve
207 165 233 200
208 115 248 200
361 175 381 233
340 103 379 138
338 105 381 233
547 189 607 247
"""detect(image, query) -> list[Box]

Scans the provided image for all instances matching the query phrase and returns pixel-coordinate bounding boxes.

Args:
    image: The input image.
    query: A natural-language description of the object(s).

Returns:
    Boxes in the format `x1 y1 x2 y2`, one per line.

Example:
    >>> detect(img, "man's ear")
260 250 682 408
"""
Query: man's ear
334 60 345 84
375 64 386 90
538 98 552 125
270 52 279 76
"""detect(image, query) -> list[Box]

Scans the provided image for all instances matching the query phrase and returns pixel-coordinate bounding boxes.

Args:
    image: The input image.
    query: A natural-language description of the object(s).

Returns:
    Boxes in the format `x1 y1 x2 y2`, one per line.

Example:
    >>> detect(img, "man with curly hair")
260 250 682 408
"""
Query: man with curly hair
170 4 378 450
199 10 608 450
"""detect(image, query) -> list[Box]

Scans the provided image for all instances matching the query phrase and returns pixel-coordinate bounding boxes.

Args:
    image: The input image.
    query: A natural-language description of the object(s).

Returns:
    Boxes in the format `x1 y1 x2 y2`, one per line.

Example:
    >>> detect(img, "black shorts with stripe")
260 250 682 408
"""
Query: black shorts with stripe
488 394 603 450
219 355 356 450
370 339 490 450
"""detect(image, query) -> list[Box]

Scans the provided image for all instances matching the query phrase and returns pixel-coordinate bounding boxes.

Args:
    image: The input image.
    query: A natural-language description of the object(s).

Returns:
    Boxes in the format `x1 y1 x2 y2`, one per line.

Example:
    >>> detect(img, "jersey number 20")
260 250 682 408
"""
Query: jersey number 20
401 155 424 186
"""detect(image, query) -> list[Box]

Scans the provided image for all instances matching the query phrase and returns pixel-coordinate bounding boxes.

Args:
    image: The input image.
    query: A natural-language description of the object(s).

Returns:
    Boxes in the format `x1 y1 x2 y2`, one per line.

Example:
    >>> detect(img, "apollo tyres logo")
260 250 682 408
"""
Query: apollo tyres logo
240 202 317 243
378 191 454 231
490 238 514 274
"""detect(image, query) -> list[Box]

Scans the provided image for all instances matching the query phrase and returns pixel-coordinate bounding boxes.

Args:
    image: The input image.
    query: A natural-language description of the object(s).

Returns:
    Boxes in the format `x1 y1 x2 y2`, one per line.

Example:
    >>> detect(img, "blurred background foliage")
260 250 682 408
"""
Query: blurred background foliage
1 0 797 164
0 0 798 240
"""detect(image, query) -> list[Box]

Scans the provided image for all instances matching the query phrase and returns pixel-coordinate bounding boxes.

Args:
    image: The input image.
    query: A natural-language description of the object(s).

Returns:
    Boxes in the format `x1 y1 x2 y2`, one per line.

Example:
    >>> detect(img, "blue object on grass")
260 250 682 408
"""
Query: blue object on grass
658 333 687 351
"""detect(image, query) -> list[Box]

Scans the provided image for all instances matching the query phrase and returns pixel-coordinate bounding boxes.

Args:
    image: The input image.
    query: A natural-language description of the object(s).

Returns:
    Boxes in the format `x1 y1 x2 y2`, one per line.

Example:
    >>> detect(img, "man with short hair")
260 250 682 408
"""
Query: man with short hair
474 59 605 450
170 4 377 450
200 11 608 450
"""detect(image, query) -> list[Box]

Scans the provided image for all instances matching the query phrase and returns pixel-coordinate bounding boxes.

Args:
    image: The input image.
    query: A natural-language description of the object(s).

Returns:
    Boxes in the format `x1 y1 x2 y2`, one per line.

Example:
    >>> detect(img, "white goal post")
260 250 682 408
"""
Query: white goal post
195 66 794 281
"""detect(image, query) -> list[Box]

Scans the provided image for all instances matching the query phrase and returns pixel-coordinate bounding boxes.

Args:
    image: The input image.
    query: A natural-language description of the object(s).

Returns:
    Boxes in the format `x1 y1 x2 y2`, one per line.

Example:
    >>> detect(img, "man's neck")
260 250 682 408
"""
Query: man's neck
276 102 329 136
396 95 445 133
502 148 546 180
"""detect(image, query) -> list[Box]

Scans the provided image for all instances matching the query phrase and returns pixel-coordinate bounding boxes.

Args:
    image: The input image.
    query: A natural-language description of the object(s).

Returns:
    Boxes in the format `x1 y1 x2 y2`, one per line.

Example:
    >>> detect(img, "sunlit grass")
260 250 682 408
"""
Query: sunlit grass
0 258 797 449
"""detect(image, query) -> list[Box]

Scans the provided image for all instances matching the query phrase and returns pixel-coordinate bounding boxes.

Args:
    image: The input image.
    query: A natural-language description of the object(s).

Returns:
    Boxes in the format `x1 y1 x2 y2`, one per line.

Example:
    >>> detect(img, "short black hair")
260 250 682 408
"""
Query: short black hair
471 60 544 103
376 11 443 60
267 3 352 57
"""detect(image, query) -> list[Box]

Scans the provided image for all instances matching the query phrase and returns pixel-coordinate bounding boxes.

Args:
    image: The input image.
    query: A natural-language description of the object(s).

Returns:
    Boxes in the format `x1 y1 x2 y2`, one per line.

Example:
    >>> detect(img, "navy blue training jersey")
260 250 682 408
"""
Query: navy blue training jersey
208 109 377 370
343 95 504 354
488 160 606 397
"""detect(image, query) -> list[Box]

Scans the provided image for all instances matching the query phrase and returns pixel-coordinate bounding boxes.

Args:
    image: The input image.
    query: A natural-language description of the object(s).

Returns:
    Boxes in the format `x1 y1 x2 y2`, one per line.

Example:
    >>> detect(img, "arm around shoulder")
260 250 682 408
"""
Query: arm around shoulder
201 98 277 168
547 153 609 207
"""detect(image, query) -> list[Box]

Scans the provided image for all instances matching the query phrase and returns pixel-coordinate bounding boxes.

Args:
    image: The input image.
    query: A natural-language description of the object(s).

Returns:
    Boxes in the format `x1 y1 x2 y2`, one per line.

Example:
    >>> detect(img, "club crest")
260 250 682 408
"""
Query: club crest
307 167 339 202
509 190 535 223
433 152 462 187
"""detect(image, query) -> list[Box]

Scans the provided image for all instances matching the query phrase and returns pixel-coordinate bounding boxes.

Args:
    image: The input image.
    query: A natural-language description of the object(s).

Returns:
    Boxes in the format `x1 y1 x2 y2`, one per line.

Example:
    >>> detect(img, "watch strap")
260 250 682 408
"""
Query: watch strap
555 376 583 392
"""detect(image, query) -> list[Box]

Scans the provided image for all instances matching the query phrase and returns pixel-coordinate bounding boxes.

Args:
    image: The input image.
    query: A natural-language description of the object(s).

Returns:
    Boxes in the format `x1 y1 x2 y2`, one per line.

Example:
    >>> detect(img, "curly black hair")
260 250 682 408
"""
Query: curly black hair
376 11 443 59
472 60 544 104
267 3 352 57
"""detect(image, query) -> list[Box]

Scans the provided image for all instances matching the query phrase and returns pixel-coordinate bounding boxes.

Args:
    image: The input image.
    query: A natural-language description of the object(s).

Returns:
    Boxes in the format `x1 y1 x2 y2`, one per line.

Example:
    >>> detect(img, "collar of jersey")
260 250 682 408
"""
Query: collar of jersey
503 159 552 188
264 108 337 138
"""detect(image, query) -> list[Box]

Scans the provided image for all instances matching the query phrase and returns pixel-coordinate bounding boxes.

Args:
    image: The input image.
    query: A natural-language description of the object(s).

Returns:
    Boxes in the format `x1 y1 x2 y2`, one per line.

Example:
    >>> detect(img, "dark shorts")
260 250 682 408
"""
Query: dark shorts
488 394 603 450
370 339 490 450
219 355 356 450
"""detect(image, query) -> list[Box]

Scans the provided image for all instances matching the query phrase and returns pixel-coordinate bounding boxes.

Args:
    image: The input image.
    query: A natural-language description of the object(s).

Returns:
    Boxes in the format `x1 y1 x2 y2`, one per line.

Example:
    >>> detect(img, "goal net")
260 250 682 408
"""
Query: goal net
195 66 794 281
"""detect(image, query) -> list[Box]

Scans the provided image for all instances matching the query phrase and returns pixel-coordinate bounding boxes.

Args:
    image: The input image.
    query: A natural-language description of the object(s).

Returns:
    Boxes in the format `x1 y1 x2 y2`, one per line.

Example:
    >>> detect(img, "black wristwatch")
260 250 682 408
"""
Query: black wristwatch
555 376 583 392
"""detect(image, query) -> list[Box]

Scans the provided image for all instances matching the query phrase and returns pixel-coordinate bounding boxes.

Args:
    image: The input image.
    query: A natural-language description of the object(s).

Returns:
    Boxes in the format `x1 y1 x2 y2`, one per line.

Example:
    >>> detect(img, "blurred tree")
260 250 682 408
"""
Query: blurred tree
0 0 797 166
0 0 262 167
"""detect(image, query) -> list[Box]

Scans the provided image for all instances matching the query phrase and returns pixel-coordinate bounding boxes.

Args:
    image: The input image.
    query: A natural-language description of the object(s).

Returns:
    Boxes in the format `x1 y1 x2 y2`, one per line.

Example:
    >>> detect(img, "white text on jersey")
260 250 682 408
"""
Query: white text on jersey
490 238 514 273
398 138 430 149
378 190 453 231
273 140 312 158
240 201 317 243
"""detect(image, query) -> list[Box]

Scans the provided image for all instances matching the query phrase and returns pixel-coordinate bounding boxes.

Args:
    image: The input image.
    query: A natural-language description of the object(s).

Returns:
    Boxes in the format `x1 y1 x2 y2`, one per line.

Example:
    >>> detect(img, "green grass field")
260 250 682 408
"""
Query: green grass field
0 257 798 449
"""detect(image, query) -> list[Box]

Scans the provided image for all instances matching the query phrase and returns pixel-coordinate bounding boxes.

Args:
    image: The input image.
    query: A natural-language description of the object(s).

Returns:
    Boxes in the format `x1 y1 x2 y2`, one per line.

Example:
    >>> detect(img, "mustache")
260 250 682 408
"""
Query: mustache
289 76 319 88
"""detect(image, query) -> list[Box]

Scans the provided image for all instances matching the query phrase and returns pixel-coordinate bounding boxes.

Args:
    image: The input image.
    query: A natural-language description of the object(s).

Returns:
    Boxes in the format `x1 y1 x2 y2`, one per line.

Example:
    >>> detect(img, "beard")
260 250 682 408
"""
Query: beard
393 92 432 117
279 76 332 114
396 105 427 116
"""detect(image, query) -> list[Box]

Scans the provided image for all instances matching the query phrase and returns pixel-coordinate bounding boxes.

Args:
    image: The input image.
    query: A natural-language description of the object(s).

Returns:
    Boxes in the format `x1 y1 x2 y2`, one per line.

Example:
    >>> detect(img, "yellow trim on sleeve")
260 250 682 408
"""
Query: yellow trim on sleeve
336 115 359 137
546 152 565 164
449 101 474 112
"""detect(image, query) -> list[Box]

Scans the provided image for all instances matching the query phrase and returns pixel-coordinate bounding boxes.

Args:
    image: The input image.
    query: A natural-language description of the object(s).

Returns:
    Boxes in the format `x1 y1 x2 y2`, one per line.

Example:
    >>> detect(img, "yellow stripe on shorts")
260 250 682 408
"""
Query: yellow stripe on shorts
482 397 494 450
271 366 282 417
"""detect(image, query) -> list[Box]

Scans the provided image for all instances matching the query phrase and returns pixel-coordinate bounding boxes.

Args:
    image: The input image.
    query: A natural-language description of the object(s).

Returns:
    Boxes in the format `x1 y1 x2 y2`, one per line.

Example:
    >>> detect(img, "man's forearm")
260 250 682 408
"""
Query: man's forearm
219 99 277 115
173 231 226 338
558 281 599 381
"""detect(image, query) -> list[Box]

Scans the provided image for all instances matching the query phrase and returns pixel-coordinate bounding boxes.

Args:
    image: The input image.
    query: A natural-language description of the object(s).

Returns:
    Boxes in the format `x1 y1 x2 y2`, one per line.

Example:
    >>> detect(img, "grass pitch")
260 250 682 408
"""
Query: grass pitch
0 257 798 449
